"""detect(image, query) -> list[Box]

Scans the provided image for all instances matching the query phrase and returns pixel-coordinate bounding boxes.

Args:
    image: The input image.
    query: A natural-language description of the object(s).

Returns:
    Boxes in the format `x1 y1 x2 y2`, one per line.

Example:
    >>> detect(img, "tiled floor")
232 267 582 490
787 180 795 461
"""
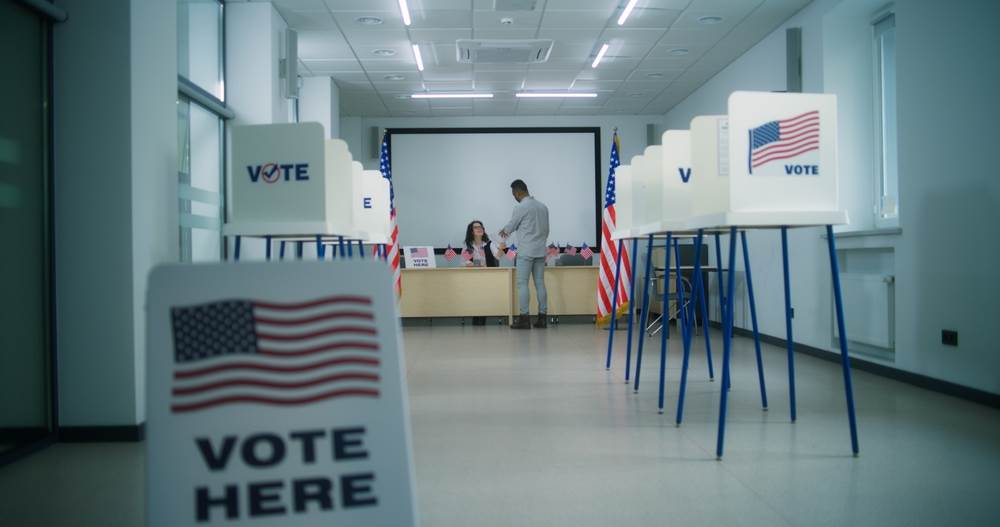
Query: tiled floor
2 325 999 526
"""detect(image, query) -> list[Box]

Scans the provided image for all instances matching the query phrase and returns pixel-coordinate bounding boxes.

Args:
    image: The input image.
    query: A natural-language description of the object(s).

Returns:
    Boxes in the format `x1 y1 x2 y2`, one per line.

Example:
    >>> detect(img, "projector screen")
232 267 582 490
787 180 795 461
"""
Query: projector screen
388 128 600 250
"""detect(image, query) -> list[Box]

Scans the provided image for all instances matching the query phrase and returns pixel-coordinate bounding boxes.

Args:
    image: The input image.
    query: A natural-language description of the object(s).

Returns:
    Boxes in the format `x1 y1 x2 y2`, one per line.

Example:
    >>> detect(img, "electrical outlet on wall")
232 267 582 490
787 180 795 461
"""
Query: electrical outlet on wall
942 330 958 347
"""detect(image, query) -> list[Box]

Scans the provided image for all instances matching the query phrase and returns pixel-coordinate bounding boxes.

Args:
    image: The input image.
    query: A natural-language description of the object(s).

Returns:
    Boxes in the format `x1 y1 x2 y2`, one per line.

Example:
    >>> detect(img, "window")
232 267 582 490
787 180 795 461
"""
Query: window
873 12 898 226
177 0 229 262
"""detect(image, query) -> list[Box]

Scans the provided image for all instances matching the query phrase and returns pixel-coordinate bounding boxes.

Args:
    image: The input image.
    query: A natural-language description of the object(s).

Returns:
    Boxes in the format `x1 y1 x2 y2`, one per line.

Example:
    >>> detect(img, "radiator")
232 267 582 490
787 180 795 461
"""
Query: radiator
834 273 894 349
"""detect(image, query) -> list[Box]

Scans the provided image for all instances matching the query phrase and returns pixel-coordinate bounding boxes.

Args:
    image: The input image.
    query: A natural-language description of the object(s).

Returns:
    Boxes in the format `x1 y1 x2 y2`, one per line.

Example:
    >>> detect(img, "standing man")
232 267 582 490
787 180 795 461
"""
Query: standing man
499 179 549 329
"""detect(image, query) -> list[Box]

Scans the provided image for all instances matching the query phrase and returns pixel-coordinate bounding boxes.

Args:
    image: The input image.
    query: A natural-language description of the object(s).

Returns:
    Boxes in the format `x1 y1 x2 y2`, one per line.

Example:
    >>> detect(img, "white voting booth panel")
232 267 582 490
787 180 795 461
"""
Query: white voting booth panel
610 164 635 240
635 145 666 236
225 122 355 237
688 92 848 228
353 169 391 245
661 130 692 229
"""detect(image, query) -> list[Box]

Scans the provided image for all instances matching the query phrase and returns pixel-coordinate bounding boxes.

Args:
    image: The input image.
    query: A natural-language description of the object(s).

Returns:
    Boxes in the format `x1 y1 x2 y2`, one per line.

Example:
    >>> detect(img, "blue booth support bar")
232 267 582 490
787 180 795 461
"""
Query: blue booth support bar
826 225 861 455
604 239 625 370
632 234 655 393
265 236 272 261
781 227 797 422
279 241 286 260
741 230 768 410
715 226 738 458
675 229 705 425
656 233 674 413
316 235 325 260
234 236 241 261
624 238 640 382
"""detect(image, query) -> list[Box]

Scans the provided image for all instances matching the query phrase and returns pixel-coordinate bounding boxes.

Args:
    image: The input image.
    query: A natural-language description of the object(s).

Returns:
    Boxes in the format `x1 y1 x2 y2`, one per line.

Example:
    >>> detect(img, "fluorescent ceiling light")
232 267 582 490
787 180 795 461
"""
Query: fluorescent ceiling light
398 0 411 26
411 93 494 99
591 43 609 68
516 92 598 98
618 0 639 25
412 44 424 71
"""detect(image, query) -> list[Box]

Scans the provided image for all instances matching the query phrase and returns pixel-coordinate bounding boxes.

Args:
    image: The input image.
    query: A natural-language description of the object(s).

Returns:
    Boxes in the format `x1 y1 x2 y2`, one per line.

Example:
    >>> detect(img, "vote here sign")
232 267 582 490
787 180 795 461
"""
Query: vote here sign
146 261 417 526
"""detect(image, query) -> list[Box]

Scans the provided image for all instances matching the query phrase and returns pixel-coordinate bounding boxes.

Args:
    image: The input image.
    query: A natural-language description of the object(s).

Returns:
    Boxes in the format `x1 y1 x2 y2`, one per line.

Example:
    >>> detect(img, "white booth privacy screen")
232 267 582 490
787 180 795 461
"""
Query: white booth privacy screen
388 129 600 249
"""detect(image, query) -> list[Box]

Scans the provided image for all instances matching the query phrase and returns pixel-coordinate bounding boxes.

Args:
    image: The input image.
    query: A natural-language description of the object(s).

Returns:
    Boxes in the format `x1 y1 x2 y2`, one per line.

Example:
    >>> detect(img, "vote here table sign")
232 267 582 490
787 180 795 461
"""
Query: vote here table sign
146 261 417 526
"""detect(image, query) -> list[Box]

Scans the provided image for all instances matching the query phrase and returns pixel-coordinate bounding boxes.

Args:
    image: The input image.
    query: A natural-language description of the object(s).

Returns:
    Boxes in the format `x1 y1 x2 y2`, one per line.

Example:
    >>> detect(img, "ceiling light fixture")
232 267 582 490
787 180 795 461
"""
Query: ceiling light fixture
617 0 639 25
355 16 383 25
372 48 396 57
698 15 723 24
500 17 514 25
384 74 406 81
591 43 609 68
411 93 494 99
398 0 411 26
668 48 690 56
516 92 598 98
412 44 424 71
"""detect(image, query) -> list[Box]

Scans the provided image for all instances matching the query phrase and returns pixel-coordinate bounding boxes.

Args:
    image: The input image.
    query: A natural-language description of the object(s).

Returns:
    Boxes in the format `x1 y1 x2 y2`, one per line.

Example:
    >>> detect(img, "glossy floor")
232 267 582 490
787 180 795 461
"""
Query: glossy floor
2 325 998 526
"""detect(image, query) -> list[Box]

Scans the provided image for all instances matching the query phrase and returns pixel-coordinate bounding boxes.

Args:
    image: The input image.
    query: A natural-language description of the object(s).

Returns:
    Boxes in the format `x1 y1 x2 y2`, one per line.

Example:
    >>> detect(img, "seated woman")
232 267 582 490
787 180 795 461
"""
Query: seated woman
463 220 505 325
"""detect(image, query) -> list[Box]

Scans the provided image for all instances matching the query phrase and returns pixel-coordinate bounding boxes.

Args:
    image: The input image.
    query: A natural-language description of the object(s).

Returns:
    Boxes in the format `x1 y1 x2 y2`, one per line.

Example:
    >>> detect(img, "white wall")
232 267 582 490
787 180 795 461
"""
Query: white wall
663 0 1000 394
299 77 339 138
54 0 177 426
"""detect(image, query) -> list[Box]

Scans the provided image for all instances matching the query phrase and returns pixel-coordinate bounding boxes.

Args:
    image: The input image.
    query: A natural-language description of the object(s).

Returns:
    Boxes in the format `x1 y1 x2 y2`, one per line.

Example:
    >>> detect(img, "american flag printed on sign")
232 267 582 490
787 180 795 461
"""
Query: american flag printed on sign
409 247 429 258
169 296 380 413
597 132 632 325
748 110 820 173
444 245 457 261
580 243 593 260
380 132 402 295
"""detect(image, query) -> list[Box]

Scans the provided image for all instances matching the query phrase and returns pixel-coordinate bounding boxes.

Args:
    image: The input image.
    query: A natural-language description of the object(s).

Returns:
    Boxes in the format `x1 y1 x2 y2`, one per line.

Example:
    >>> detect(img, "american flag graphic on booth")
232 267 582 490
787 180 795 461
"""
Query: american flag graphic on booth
169 295 380 413
748 110 820 173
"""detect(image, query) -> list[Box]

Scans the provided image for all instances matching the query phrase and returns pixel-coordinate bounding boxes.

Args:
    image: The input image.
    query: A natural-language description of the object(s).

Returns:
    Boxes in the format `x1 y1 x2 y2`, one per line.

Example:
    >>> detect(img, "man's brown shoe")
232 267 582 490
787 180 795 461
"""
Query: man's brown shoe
510 315 531 329
534 313 548 328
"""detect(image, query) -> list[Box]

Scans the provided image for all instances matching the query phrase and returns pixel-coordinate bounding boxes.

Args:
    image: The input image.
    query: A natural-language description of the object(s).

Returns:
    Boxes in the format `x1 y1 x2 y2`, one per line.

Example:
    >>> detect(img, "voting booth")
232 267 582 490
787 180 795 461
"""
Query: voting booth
353 169 391 246
687 92 847 229
225 123 356 239
635 145 664 235
660 130 693 230
610 163 635 241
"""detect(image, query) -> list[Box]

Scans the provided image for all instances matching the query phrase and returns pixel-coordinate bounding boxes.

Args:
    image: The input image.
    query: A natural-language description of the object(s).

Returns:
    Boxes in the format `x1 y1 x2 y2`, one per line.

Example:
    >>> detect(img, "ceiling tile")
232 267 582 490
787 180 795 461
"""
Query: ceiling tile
340 28 410 45
360 59 419 71
422 80 476 90
271 0 327 9
570 79 623 90
354 42 415 59
414 0 475 9
373 79 426 91
544 0 617 9
536 58 587 70
369 70 422 82
656 28 723 47
472 28 539 39
409 9 473 28
332 11 405 31
303 59 365 73
474 69 527 82
473 10 542 29
539 10 614 29
275 8 337 30
297 30 355 60
546 40 599 60
523 70 578 89
622 8 683 29
429 43 465 67
626 68 684 82
410 28 472 44
474 63 529 73
537 27 603 44
590 56 641 70
421 66 474 81
600 27 668 43
575 67 630 81
472 80 523 91
323 0 398 11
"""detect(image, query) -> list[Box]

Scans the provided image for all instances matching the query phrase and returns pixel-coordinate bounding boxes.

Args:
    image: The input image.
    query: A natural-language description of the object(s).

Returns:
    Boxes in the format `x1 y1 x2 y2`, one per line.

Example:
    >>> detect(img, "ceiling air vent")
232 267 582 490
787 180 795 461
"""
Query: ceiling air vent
456 40 553 64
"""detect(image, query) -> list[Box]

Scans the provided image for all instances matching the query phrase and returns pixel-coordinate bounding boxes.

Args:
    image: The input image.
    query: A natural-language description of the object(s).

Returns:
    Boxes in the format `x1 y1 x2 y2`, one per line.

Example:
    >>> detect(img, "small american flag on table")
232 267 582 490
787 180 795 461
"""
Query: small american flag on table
444 245 457 261
580 243 594 260
566 244 577 256
505 244 517 260
170 295 380 413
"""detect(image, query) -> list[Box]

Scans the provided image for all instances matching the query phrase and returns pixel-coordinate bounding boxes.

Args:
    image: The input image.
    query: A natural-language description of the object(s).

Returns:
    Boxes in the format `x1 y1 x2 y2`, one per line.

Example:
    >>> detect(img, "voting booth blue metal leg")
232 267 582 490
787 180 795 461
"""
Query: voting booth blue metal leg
675 230 705 425
624 238 640 382
632 234 655 393
713 232 730 392
781 227 798 422
265 236 272 261
234 236 241 261
656 233 674 413
740 231 768 410
338 236 346 258
359 240 365 259
715 227 738 459
316 235 325 260
698 265 715 382
296 241 303 260
826 225 860 455
604 239 625 370
279 241 286 260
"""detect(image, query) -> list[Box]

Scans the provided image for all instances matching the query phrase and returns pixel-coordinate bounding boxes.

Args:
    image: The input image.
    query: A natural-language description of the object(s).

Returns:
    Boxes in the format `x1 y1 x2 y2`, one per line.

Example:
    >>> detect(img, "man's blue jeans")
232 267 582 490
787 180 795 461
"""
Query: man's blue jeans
515 255 547 315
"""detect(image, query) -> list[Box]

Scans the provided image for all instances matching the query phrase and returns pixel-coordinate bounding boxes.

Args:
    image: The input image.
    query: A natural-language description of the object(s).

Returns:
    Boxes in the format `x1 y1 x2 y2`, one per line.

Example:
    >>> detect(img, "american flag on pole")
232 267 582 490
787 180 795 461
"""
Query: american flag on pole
580 243 593 260
169 296 380 413
380 132 401 295
444 245 457 261
505 244 517 260
597 132 632 326
545 243 559 263
749 110 820 173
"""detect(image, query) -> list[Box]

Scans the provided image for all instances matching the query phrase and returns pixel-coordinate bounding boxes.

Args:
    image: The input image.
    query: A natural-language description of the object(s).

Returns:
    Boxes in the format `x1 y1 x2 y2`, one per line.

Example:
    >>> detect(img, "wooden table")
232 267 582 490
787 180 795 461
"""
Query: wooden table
399 266 599 321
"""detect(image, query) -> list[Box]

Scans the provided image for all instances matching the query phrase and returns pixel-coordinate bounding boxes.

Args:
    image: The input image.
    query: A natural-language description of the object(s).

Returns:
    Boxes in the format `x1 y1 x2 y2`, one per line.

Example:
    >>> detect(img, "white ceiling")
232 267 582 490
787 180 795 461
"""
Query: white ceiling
233 0 812 117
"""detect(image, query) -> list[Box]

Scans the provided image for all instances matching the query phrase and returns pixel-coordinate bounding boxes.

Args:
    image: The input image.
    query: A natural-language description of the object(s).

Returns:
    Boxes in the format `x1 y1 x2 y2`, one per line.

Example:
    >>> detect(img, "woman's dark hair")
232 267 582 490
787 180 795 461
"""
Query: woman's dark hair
464 220 491 249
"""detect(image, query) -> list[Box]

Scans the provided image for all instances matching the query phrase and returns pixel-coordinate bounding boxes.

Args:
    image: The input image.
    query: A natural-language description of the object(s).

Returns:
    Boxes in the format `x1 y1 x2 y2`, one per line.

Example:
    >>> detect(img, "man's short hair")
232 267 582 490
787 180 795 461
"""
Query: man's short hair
510 179 528 193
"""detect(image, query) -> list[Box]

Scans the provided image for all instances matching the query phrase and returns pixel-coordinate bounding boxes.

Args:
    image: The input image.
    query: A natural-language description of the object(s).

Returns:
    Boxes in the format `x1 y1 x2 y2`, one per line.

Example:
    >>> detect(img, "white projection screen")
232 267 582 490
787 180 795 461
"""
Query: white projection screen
388 128 601 250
